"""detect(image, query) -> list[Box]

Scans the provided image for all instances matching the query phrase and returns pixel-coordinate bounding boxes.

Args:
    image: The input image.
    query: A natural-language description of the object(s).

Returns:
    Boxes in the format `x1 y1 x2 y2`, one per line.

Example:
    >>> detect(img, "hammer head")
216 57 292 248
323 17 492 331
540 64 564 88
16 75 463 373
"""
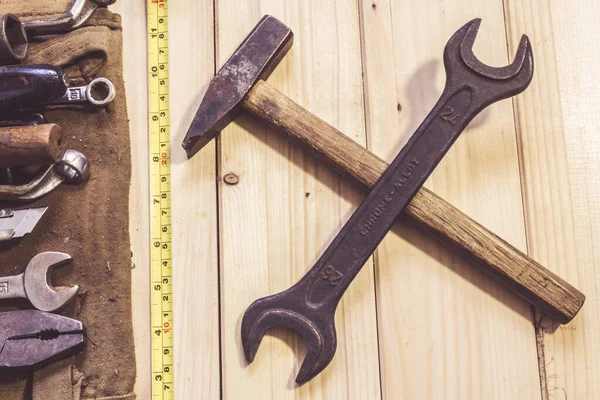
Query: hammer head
182 15 294 158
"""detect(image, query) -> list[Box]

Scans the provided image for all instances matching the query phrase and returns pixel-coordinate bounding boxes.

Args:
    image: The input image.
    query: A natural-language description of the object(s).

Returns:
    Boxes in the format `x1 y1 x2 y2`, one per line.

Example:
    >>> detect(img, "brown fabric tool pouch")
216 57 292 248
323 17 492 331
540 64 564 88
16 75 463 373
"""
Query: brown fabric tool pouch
0 2 135 399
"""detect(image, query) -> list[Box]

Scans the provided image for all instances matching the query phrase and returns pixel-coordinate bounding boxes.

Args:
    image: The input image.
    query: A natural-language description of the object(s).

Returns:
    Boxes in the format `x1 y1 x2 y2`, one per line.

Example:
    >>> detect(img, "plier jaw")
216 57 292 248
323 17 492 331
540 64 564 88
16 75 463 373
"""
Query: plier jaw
0 310 85 373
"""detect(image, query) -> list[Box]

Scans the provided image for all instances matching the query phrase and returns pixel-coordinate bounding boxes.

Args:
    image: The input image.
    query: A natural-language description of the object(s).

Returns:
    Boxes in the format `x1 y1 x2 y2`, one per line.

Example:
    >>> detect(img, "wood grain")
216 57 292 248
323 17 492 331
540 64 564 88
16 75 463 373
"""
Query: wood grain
114 0 600 398
0 124 64 167
245 79 584 323
110 2 152 398
218 0 380 398
361 1 540 398
168 1 220 399
505 0 600 397
114 1 219 399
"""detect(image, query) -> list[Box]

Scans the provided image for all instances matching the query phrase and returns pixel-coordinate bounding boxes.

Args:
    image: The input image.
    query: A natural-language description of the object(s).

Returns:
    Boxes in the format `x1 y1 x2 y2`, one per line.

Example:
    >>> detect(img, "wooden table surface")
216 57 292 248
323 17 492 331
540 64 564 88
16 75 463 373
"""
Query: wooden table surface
111 1 599 398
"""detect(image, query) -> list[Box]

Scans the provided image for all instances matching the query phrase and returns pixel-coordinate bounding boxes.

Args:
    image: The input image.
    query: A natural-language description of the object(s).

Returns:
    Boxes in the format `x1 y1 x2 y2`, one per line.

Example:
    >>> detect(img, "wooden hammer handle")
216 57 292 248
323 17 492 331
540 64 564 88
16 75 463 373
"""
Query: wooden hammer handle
243 80 585 323
0 123 65 167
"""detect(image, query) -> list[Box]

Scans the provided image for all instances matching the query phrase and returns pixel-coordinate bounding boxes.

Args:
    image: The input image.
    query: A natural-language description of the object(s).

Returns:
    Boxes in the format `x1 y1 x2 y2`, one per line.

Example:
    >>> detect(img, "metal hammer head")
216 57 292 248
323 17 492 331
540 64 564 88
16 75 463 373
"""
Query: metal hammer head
23 252 79 312
182 15 293 158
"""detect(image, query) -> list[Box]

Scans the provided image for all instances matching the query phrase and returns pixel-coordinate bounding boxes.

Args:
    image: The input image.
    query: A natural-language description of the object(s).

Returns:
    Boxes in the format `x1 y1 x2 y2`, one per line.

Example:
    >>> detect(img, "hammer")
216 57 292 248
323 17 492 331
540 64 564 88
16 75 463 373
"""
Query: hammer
182 15 584 323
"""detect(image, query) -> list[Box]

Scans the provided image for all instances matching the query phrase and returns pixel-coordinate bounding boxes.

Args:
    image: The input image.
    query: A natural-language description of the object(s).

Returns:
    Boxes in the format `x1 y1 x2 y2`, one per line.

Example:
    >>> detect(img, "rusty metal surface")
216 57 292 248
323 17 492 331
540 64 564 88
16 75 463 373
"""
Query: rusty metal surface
241 19 534 384
182 15 293 158
0 14 27 65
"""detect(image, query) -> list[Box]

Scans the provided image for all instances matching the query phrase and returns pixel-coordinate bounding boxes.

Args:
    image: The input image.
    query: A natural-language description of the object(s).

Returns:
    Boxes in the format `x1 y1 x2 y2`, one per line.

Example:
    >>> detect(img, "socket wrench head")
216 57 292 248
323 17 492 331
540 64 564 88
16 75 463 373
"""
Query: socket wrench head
0 150 90 201
56 149 90 184
0 15 28 65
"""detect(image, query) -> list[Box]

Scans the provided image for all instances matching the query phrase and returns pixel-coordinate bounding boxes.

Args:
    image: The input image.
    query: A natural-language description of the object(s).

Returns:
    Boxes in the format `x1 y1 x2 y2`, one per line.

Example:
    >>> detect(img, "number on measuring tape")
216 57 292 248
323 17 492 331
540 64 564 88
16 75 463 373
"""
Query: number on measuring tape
147 0 174 399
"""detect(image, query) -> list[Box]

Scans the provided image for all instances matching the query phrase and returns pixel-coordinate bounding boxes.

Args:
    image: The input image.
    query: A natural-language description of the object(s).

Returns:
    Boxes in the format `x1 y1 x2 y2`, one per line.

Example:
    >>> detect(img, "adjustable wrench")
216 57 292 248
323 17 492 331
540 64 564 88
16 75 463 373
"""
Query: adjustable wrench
241 19 534 384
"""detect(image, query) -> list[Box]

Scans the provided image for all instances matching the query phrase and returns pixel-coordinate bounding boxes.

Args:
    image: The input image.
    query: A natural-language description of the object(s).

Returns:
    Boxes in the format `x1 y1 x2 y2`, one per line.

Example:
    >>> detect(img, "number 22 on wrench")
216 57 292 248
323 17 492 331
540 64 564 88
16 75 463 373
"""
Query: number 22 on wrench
241 19 534 384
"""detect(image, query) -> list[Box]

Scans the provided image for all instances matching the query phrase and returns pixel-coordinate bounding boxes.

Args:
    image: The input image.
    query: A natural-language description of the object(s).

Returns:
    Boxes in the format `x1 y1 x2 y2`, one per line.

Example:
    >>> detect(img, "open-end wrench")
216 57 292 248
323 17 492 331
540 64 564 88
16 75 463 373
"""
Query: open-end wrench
241 19 534 384
0 252 79 312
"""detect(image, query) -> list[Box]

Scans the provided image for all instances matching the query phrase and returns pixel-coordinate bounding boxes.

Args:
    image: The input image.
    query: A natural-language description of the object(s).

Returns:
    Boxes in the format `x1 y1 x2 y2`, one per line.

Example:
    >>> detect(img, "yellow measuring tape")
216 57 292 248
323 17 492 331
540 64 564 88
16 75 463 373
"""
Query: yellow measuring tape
147 0 174 399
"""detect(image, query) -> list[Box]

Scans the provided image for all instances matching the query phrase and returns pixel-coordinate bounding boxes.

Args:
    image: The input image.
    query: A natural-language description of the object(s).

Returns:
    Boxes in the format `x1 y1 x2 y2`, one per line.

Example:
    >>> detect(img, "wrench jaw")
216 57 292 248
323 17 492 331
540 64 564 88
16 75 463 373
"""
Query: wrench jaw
241 296 337 384
443 19 534 108
23 252 79 313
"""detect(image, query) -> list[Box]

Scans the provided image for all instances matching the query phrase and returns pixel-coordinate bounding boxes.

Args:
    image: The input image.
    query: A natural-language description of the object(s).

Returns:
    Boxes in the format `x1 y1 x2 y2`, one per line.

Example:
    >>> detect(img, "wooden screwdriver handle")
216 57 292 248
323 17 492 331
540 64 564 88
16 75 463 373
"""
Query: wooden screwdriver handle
0 123 65 167
243 80 585 324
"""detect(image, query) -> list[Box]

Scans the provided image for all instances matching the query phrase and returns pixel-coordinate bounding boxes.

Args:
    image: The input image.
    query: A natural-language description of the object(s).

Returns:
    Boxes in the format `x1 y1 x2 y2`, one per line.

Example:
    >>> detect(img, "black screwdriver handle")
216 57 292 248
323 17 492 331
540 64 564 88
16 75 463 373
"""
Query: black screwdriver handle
0 65 68 108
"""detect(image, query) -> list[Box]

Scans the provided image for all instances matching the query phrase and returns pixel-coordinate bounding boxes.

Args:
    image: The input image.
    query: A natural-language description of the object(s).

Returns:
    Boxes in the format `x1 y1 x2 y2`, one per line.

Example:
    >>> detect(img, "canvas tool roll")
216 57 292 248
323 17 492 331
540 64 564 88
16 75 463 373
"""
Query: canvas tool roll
0 1 135 399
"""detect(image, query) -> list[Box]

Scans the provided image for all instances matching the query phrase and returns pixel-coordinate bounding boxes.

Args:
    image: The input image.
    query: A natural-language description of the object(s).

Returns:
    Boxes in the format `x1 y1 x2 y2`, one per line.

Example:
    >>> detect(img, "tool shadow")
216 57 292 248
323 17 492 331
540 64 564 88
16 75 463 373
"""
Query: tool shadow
236 116 538 376
231 60 541 382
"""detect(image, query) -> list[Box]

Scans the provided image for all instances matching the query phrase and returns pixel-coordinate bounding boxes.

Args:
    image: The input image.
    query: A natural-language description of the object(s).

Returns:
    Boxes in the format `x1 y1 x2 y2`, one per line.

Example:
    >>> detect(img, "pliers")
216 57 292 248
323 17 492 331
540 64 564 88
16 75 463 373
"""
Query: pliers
0 310 85 373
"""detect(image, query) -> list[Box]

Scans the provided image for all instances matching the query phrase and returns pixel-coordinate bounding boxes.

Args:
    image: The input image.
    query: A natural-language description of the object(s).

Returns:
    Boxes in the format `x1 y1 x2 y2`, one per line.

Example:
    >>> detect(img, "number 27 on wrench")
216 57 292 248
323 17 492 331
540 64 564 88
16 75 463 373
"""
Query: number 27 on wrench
241 19 534 384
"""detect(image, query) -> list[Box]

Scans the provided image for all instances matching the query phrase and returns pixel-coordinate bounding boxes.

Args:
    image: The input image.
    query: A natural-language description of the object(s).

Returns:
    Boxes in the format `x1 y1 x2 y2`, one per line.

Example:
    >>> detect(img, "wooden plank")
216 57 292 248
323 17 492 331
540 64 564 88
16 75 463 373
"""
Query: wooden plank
360 1 541 398
168 1 220 399
111 2 152 398
217 1 381 398
114 1 219 398
115 1 600 398
505 0 600 397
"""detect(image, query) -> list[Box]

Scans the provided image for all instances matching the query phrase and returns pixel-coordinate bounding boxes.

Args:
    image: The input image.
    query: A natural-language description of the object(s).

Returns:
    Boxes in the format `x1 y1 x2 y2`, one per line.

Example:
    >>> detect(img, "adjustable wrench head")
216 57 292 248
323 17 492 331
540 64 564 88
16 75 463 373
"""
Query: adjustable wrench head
443 19 533 109
23 252 79 312
242 290 337 384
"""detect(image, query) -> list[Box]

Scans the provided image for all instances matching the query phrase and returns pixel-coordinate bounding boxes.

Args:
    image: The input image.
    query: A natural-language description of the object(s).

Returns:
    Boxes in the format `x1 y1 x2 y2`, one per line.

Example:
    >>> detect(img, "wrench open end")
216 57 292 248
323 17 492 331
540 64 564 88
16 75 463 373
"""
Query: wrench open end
444 18 534 105
23 252 79 312
241 297 337 384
